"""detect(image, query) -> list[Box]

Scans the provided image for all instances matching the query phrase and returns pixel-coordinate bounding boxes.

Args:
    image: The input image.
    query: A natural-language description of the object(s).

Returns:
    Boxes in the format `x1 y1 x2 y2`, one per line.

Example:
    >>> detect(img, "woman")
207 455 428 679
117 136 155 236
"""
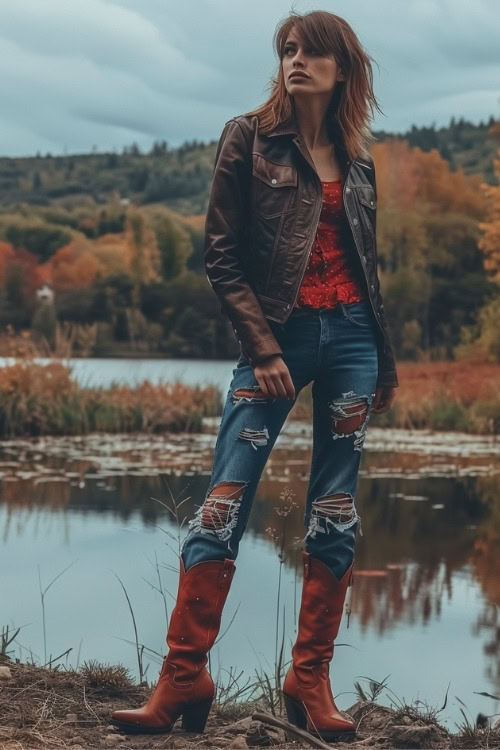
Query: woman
111 9 399 743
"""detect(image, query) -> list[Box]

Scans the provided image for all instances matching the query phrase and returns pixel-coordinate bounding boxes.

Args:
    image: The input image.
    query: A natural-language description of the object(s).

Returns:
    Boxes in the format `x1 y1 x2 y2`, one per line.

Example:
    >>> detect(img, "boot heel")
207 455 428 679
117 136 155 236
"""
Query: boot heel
283 693 307 730
181 697 213 733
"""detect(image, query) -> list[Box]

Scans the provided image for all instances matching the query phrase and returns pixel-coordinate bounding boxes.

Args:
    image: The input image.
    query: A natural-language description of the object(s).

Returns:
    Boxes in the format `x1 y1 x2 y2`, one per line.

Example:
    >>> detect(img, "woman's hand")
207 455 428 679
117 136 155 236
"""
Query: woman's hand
253 355 295 400
371 385 397 414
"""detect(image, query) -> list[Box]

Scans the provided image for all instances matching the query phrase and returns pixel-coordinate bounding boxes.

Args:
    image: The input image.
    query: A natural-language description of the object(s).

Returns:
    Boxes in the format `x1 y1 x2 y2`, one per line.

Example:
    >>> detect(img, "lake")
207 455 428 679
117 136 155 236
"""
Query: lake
0 357 235 391
1 357 499 730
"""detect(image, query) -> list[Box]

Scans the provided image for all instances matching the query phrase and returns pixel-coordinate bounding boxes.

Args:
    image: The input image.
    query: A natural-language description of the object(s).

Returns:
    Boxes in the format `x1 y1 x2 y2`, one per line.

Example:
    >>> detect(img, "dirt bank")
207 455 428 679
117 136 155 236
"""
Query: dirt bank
0 654 498 749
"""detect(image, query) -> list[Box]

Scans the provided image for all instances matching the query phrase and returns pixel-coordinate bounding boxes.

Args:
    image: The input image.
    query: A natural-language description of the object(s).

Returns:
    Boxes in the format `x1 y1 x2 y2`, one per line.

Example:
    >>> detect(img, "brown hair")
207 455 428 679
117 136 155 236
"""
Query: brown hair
242 9 383 162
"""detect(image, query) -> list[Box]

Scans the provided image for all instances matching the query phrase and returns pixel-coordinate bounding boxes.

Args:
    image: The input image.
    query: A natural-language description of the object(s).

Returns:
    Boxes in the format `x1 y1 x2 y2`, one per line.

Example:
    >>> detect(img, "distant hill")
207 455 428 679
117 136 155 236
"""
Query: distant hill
375 115 499 184
0 115 497 213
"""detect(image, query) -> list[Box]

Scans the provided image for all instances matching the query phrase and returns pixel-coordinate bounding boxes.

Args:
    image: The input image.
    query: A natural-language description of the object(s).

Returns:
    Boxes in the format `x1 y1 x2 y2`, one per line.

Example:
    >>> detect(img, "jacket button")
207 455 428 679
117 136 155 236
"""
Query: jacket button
371 284 375 291
346 187 351 193
353 218 358 225
271 178 277 184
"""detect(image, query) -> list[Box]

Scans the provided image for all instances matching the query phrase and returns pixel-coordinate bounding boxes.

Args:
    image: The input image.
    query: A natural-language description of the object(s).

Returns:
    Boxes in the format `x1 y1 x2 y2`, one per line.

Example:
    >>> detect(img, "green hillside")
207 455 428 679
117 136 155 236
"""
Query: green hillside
0 116 497 213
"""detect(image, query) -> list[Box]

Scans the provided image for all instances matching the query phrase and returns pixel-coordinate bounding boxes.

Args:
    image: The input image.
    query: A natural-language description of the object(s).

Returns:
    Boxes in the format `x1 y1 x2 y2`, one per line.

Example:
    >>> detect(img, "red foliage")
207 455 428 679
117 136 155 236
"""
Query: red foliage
397 360 498 405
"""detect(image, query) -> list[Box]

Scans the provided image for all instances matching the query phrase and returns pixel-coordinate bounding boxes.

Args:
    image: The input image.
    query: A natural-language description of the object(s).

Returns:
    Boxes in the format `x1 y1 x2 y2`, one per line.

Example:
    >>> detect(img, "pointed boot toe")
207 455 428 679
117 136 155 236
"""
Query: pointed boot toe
282 553 357 742
109 558 235 735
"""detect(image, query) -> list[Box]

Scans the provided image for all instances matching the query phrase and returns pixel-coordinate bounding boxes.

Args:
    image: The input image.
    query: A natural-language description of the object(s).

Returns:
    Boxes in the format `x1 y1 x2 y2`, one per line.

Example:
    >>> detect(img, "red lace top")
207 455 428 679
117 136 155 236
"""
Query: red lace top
294 179 366 309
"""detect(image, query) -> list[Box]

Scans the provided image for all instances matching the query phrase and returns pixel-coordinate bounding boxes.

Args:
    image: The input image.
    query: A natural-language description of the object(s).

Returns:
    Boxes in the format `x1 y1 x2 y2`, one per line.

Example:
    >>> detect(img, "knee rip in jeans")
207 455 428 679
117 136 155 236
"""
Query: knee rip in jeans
238 426 269 450
305 493 362 540
187 481 248 548
328 390 373 452
232 386 275 404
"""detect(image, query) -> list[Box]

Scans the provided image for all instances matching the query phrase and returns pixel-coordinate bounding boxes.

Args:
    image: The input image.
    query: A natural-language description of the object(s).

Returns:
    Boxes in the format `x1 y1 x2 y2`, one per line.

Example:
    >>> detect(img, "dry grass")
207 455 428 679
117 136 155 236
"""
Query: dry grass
0 359 221 437
0 323 96 359
293 360 500 434
2 333 499 435
1 653 499 749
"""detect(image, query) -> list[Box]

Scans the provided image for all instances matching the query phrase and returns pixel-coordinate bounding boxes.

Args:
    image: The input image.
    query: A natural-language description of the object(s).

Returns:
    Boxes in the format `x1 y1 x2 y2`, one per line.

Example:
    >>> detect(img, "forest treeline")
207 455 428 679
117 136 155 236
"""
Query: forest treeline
0 115 498 210
0 116 499 362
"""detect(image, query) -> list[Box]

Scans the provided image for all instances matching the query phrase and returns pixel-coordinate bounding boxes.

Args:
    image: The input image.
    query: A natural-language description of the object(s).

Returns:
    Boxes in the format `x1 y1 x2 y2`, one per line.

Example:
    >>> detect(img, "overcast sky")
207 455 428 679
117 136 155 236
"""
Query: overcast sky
1 0 499 157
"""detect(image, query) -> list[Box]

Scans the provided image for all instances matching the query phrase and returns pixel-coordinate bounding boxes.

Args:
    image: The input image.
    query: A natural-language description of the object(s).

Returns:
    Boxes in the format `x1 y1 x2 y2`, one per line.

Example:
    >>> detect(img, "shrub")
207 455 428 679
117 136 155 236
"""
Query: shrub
0 360 221 437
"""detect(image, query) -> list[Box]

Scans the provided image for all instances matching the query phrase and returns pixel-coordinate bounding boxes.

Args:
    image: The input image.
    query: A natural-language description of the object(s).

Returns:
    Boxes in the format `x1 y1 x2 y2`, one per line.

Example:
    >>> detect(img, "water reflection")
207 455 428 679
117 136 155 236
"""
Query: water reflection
0 428 499 726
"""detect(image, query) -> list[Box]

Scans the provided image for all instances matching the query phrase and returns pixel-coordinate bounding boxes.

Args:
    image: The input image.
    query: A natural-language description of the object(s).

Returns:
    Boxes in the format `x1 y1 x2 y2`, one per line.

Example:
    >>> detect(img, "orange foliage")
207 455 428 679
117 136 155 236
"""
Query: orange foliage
42 209 162 291
0 244 44 296
0 360 74 399
0 240 15 281
45 238 105 290
397 360 498 405
373 139 485 217
478 126 500 282
0 359 220 437
372 139 419 211
125 209 161 284
93 233 132 277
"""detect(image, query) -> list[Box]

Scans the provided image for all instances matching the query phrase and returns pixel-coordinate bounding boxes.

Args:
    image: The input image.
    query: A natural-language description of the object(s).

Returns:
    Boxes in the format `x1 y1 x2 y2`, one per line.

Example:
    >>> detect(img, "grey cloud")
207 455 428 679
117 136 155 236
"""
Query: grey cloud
0 0 498 156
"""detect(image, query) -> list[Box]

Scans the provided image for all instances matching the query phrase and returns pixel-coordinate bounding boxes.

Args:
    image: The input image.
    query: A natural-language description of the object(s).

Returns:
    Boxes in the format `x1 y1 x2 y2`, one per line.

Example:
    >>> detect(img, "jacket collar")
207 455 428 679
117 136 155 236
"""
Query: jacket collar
265 107 352 176
266 110 300 138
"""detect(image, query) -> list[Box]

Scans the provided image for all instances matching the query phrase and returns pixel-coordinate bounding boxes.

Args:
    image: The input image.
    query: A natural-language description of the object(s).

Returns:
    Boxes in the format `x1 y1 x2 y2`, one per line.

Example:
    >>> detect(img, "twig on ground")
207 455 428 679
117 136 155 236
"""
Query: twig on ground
251 709 331 750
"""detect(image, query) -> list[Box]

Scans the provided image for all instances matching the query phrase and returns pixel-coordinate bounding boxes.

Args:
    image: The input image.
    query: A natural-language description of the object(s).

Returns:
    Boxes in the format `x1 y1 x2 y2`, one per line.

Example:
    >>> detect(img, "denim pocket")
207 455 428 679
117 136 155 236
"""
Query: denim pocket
342 300 373 328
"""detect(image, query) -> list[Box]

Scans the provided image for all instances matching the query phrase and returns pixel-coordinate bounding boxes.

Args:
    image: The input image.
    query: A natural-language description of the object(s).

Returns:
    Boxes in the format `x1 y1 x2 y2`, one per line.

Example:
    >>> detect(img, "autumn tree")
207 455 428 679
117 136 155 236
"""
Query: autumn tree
478 121 500 283
454 120 500 363
46 238 105 291
373 138 488 357
125 207 161 297
0 246 43 328
145 206 194 280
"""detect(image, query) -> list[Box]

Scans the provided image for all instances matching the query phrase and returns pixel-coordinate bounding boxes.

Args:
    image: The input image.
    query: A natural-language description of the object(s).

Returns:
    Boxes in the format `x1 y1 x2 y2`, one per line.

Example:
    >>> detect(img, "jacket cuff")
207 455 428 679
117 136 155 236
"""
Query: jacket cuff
245 335 283 366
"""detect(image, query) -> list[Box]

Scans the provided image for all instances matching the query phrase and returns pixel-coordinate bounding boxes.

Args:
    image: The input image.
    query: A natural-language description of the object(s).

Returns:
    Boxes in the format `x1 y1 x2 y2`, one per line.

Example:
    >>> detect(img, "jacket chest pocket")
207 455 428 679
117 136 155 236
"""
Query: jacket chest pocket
252 153 297 219
354 185 376 239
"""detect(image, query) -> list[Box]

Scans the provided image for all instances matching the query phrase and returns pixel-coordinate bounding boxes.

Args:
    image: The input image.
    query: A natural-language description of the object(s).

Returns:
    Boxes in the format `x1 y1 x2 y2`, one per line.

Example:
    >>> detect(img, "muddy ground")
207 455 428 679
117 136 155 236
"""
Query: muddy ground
0 654 498 750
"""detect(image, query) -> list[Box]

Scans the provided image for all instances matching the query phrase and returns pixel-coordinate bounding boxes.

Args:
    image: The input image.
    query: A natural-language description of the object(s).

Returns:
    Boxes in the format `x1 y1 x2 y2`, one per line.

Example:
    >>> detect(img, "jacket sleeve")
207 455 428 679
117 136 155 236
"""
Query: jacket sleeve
204 118 284 365
370 161 399 389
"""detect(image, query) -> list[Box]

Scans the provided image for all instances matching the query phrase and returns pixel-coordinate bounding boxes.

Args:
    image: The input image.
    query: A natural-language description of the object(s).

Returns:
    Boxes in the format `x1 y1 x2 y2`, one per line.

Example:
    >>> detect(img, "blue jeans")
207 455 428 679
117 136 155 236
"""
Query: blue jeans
181 298 379 580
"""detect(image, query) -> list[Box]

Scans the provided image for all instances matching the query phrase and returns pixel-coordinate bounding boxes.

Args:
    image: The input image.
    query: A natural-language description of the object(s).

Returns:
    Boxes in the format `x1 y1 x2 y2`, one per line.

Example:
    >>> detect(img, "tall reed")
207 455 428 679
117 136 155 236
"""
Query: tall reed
0 359 221 437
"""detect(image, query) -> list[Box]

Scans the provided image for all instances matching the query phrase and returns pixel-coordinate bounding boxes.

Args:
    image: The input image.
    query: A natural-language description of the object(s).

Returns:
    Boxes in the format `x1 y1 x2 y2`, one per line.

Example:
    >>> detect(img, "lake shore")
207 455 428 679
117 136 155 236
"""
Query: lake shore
0 359 221 438
0 358 499 437
0 652 498 749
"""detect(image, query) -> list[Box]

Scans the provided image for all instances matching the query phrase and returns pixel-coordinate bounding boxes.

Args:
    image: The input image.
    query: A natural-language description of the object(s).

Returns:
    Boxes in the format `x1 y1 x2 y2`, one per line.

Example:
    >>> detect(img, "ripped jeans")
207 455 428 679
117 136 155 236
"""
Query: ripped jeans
181 297 379 580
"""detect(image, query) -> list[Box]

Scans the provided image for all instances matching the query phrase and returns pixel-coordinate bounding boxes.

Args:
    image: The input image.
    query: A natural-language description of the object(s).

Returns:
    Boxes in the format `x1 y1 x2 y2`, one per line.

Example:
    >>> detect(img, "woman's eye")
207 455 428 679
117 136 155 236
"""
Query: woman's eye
285 47 319 56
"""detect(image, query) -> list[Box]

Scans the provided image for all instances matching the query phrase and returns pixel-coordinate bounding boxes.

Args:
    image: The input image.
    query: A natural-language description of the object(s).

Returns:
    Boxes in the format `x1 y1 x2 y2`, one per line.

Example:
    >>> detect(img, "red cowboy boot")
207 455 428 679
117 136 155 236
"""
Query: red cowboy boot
111 557 235 734
282 551 356 742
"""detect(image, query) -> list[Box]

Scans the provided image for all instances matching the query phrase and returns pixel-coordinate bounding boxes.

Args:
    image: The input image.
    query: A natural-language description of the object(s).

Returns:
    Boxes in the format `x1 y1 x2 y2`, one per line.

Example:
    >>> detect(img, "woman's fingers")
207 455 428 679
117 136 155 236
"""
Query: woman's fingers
260 374 279 398
271 372 289 399
281 369 295 400
254 356 295 400
260 373 286 399
371 386 397 414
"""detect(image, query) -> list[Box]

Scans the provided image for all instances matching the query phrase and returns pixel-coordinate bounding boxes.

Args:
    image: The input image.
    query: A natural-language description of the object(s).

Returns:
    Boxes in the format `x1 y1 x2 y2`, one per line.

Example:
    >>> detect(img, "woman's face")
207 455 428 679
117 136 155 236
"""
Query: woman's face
282 27 344 98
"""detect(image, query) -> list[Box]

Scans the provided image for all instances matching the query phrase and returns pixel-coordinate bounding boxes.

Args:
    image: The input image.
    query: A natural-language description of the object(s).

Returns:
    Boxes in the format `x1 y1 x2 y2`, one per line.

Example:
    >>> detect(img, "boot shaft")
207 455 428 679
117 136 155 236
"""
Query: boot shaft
166 557 236 681
292 552 352 674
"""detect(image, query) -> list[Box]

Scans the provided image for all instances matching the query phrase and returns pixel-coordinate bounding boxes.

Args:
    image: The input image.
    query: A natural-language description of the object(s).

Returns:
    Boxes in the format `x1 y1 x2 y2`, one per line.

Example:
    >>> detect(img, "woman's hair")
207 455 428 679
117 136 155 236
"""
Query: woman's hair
242 9 383 162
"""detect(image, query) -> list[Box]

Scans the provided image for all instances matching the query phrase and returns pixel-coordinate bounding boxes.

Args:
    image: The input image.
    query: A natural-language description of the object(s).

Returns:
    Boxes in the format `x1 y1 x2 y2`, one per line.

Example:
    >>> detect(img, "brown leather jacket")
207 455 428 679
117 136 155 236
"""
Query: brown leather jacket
204 111 399 388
